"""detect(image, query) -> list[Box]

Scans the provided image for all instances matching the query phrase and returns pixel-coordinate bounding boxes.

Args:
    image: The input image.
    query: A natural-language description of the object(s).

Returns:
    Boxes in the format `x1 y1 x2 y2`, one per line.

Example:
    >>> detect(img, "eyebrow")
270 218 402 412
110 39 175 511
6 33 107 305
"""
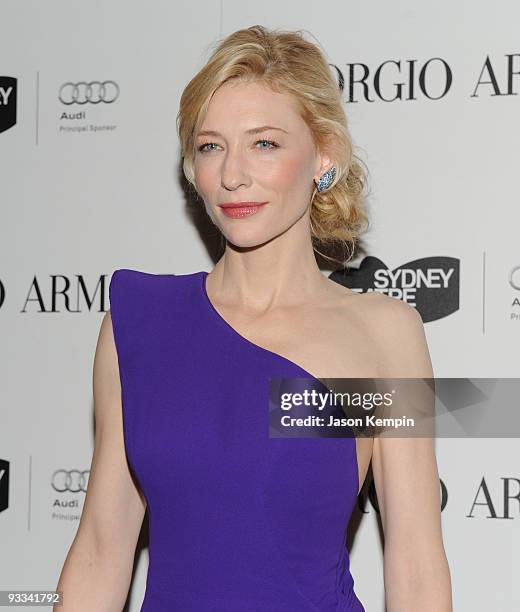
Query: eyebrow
196 125 289 138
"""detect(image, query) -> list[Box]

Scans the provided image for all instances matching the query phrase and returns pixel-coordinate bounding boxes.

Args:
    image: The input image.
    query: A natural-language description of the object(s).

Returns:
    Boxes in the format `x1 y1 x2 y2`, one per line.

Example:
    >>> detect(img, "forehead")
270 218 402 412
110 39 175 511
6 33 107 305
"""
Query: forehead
199 79 303 131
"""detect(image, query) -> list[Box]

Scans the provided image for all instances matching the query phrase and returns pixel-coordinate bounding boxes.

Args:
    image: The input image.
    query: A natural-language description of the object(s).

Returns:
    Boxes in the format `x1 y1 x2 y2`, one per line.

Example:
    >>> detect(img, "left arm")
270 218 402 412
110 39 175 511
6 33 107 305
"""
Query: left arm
370 297 452 611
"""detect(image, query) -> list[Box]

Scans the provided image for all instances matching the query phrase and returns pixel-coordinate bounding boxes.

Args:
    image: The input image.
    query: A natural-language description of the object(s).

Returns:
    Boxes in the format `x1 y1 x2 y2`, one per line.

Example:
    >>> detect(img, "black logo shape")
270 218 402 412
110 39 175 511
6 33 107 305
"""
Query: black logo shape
0 76 17 133
331 256 460 322
0 459 9 513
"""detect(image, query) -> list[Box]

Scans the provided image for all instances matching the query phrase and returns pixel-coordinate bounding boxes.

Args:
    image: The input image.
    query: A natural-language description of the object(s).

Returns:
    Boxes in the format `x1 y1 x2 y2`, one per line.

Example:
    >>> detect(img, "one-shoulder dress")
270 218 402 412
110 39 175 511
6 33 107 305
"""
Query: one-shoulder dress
108 268 364 611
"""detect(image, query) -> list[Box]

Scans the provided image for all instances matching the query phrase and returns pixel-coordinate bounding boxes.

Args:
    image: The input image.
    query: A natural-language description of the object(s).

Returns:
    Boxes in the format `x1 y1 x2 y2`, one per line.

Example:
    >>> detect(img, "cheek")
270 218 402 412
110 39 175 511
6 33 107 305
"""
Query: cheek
262 156 300 188
193 159 213 197
260 154 313 203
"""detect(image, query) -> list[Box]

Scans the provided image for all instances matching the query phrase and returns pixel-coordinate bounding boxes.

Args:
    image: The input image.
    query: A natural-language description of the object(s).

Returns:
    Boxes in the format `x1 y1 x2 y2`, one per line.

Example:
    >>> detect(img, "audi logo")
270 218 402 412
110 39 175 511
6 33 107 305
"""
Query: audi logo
58 81 119 105
510 265 520 290
52 469 90 493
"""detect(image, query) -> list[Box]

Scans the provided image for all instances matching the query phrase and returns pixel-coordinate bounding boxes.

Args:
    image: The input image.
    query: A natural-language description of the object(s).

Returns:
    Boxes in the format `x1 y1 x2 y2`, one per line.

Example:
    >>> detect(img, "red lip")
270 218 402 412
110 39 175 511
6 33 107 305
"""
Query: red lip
218 201 268 219
219 201 268 208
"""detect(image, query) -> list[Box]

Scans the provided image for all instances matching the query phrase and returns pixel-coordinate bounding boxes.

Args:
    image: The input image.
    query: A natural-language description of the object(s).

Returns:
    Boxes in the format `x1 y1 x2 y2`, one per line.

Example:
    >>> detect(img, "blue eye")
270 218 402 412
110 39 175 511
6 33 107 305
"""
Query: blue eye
256 139 278 149
197 142 218 153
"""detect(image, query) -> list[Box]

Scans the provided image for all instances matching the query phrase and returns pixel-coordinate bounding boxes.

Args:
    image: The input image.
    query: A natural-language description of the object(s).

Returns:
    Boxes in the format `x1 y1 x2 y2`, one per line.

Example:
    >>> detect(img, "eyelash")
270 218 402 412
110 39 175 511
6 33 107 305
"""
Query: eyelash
197 139 279 153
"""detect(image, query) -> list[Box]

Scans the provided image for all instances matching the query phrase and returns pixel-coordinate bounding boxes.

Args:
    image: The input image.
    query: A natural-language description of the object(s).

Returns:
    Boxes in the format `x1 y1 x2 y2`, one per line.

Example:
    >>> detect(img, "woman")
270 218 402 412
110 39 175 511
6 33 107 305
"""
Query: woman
55 25 452 611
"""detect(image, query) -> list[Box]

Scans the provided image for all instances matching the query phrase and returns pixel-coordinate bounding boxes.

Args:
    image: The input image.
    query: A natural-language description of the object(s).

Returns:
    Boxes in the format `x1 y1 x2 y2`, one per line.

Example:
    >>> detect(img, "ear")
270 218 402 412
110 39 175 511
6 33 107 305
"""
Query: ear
314 147 335 183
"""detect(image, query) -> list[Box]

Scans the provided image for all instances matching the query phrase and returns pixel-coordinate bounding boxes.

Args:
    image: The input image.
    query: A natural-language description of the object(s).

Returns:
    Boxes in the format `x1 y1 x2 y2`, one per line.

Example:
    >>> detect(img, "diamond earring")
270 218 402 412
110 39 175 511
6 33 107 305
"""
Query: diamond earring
315 165 337 192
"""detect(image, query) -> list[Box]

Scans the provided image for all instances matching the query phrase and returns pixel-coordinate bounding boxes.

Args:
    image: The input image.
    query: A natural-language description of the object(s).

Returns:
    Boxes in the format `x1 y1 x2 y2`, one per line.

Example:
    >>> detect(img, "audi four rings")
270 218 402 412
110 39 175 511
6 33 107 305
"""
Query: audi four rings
52 469 90 493
58 81 119 105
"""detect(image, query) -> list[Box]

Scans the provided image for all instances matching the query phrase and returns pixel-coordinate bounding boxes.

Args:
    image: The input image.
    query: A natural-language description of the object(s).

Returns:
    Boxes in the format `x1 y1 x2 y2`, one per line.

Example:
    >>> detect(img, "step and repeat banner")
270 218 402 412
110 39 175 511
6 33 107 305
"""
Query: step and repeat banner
1 1 519 610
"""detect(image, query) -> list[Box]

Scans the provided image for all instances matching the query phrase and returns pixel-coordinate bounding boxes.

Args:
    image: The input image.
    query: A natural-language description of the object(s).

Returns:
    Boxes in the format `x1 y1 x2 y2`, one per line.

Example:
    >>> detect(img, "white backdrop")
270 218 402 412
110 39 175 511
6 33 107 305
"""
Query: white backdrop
1 1 519 610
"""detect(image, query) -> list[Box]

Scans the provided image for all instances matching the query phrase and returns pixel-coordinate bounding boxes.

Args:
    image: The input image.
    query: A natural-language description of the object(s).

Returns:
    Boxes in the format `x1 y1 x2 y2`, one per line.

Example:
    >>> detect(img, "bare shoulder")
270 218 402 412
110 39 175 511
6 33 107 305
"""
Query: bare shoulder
370 293 433 378
361 290 423 326
334 287 433 378
328 280 419 323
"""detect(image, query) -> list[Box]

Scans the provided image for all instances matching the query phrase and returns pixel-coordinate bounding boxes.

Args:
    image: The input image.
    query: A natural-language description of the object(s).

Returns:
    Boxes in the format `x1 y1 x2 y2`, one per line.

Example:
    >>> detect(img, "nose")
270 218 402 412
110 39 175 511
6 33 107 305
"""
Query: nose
220 147 250 191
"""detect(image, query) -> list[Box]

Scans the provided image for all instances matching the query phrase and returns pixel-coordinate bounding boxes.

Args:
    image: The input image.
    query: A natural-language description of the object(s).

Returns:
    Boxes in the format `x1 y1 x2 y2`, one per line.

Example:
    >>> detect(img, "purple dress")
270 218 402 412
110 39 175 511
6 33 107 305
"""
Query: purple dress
109 268 364 611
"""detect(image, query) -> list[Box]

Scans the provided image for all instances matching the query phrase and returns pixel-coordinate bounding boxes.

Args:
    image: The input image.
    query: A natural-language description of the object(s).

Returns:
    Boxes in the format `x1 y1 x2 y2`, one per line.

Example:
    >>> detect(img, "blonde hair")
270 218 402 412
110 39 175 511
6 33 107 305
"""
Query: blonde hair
176 24 370 264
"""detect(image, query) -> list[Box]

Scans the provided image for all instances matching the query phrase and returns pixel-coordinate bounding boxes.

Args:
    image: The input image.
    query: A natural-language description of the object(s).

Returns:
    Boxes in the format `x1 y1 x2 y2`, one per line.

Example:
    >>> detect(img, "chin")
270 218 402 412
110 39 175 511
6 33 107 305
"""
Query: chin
221 225 282 250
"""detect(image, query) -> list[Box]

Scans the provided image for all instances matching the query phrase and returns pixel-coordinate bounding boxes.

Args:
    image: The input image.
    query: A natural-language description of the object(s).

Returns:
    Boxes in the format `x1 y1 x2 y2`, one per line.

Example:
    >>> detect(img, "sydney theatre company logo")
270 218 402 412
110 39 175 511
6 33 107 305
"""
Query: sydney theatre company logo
331 256 460 322
0 76 17 134
0 459 10 513
0 278 6 309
